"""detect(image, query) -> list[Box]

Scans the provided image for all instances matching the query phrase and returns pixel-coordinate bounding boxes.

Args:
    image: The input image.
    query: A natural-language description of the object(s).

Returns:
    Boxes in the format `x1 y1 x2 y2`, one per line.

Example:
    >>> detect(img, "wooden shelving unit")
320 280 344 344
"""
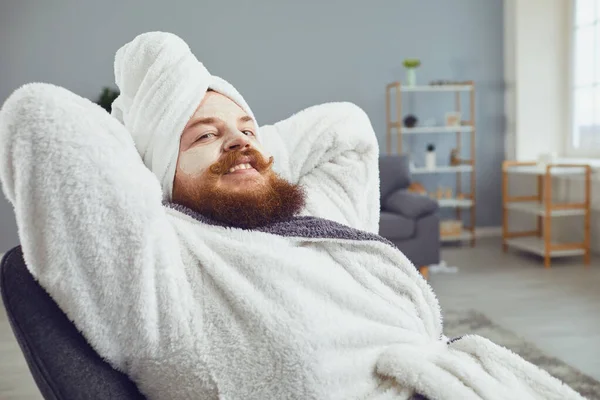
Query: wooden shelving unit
501 161 592 268
385 81 476 246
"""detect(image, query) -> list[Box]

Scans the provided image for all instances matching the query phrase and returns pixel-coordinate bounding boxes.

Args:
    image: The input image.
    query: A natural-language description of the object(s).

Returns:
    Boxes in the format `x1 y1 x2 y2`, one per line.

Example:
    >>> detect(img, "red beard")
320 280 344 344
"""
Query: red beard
172 148 306 229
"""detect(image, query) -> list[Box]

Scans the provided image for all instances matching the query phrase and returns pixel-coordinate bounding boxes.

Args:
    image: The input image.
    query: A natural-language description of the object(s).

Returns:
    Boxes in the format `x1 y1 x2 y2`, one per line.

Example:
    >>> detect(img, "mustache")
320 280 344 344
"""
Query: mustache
208 148 274 176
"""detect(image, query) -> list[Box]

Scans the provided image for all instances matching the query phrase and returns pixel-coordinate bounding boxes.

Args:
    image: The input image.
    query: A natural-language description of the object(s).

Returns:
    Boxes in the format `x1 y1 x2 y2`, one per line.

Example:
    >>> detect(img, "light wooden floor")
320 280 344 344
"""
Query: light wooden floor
0 237 598 399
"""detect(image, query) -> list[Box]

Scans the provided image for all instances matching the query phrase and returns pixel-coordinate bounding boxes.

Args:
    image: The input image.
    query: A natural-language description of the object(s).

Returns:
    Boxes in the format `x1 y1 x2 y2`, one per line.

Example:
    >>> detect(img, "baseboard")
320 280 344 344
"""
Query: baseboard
474 226 502 238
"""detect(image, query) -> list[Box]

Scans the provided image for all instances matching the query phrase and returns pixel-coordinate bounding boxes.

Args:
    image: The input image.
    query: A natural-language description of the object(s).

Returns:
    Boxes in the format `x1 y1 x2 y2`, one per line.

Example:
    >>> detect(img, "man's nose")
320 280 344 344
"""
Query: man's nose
224 131 252 152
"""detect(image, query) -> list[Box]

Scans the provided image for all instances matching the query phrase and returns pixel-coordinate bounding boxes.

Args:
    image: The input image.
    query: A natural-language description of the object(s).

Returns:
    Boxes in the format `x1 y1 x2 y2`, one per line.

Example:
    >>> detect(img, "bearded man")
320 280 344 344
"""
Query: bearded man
0 32 584 400
170 88 306 229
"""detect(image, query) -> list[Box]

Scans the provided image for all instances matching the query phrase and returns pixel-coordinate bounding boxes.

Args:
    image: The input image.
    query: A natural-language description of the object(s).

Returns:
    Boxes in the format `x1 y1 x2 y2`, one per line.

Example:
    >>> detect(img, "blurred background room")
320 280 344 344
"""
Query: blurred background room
0 0 599 399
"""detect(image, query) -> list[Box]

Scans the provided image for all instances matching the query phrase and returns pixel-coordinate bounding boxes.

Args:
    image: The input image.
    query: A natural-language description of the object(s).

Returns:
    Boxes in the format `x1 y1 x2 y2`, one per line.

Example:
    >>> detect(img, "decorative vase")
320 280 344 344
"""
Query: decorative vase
406 68 417 86
403 114 418 128
425 150 436 170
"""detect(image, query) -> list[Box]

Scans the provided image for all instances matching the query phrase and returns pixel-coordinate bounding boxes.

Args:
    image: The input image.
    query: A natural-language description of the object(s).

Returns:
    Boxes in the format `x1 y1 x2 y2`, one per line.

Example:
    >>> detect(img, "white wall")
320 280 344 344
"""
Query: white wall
504 0 570 161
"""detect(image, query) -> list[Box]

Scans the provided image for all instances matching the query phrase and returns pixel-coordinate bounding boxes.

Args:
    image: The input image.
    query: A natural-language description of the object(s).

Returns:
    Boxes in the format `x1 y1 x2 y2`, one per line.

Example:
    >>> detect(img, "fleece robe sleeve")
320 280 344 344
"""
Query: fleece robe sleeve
0 83 196 370
259 102 380 234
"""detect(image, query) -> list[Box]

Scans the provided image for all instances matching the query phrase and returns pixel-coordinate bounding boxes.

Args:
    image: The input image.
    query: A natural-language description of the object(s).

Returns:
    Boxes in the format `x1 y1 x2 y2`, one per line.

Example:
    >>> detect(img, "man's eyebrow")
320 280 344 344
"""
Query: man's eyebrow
187 115 252 129
187 116 219 129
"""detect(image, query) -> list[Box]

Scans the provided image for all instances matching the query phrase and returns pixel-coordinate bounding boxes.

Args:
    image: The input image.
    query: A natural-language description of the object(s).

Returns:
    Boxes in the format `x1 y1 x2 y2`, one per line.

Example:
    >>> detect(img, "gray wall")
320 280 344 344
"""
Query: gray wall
0 0 505 251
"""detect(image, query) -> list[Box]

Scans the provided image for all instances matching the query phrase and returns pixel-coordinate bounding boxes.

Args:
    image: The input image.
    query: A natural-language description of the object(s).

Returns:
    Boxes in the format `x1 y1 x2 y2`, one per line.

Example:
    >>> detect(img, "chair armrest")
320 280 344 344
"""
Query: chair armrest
378 155 411 199
383 189 439 219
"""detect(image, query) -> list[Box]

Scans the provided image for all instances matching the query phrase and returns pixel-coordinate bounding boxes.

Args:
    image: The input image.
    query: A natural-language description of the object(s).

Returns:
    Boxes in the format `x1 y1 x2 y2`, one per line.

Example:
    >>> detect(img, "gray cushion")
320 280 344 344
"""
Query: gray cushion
383 190 439 219
379 155 411 200
0 246 146 400
379 211 416 240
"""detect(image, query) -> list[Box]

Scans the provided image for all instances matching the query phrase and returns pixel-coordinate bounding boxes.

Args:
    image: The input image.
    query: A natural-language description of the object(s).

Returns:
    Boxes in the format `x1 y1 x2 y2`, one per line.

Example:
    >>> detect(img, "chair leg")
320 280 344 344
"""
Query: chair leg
419 266 429 280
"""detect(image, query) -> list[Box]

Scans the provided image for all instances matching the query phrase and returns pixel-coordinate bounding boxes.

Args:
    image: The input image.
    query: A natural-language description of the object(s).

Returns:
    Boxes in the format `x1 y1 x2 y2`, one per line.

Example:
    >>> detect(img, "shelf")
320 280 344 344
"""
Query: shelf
441 230 473 242
411 165 473 174
390 125 474 134
505 201 586 217
386 79 477 247
505 237 586 258
501 159 591 267
438 198 474 208
505 165 589 176
399 85 473 92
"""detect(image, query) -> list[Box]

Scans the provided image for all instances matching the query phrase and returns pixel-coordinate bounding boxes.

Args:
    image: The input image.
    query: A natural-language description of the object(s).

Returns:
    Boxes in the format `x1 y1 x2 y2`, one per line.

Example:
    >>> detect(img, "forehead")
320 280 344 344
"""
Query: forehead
193 91 247 120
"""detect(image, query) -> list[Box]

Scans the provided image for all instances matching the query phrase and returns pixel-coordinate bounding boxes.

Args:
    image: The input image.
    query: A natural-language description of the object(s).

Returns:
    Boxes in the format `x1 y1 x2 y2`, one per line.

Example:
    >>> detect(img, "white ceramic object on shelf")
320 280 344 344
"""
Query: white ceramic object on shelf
425 151 436 170
406 68 417 86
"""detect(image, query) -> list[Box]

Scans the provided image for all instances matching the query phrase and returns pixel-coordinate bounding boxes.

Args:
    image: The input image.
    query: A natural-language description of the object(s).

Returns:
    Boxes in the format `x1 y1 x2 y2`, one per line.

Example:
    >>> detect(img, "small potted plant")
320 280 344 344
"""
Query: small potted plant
96 87 120 113
402 58 421 86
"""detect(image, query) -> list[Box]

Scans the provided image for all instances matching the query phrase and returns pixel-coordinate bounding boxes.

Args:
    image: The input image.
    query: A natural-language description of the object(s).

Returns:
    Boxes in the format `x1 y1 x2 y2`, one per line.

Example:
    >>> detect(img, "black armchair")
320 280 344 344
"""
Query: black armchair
0 246 146 400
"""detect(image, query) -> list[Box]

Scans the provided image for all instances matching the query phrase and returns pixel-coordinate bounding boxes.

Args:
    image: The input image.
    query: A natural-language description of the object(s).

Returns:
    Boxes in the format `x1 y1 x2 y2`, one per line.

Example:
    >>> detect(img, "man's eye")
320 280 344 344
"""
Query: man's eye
196 133 215 142
242 130 254 136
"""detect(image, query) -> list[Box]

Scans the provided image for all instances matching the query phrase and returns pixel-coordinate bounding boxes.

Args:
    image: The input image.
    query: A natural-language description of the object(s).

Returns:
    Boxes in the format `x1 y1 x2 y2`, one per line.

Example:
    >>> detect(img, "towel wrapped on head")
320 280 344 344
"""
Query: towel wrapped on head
111 31 259 201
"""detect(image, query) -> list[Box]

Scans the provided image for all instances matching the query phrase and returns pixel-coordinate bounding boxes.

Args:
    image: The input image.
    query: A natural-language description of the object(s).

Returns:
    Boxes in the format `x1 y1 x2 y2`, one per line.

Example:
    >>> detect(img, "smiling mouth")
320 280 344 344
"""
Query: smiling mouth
227 163 257 174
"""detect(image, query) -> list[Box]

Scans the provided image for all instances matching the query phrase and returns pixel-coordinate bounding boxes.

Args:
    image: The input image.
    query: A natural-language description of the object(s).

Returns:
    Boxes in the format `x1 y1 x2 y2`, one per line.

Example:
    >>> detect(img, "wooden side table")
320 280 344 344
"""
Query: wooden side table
501 161 592 268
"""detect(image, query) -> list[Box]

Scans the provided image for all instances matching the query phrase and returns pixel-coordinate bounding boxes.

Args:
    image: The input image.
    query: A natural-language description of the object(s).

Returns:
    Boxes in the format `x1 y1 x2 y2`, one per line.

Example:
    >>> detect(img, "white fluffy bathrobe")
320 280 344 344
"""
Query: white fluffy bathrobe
0 39 586 400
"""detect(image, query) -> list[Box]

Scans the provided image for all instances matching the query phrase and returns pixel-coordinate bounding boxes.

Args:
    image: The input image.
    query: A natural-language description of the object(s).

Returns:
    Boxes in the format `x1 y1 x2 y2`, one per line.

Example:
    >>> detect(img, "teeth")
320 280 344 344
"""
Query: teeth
228 163 253 173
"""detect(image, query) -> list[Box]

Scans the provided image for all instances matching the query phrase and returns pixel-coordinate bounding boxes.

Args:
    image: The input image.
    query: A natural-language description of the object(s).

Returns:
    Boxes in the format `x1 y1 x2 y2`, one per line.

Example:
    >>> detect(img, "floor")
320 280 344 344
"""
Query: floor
0 237 598 399
0 299 41 400
432 237 600 382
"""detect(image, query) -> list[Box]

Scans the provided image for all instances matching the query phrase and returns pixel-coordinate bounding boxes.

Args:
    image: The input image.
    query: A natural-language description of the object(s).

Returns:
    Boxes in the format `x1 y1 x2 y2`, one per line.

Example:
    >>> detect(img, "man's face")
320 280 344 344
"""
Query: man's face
172 91 305 228
175 91 269 191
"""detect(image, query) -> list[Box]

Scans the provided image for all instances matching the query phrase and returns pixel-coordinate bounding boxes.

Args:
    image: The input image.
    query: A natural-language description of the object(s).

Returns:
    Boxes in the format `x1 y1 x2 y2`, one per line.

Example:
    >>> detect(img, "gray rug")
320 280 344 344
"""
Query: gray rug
443 309 600 400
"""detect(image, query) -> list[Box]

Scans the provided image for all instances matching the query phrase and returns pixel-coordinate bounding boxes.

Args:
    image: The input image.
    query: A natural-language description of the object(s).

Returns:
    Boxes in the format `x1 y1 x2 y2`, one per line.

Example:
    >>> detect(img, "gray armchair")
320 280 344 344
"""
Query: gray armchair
378 155 441 274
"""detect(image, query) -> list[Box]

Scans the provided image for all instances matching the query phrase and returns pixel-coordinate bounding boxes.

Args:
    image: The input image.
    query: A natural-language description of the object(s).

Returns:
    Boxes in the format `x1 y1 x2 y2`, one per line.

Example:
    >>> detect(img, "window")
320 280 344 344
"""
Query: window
568 0 600 157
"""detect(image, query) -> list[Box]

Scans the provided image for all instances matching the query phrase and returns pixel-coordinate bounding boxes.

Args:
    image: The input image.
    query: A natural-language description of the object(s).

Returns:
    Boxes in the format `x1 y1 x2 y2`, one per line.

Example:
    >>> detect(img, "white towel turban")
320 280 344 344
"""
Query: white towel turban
111 31 258 201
